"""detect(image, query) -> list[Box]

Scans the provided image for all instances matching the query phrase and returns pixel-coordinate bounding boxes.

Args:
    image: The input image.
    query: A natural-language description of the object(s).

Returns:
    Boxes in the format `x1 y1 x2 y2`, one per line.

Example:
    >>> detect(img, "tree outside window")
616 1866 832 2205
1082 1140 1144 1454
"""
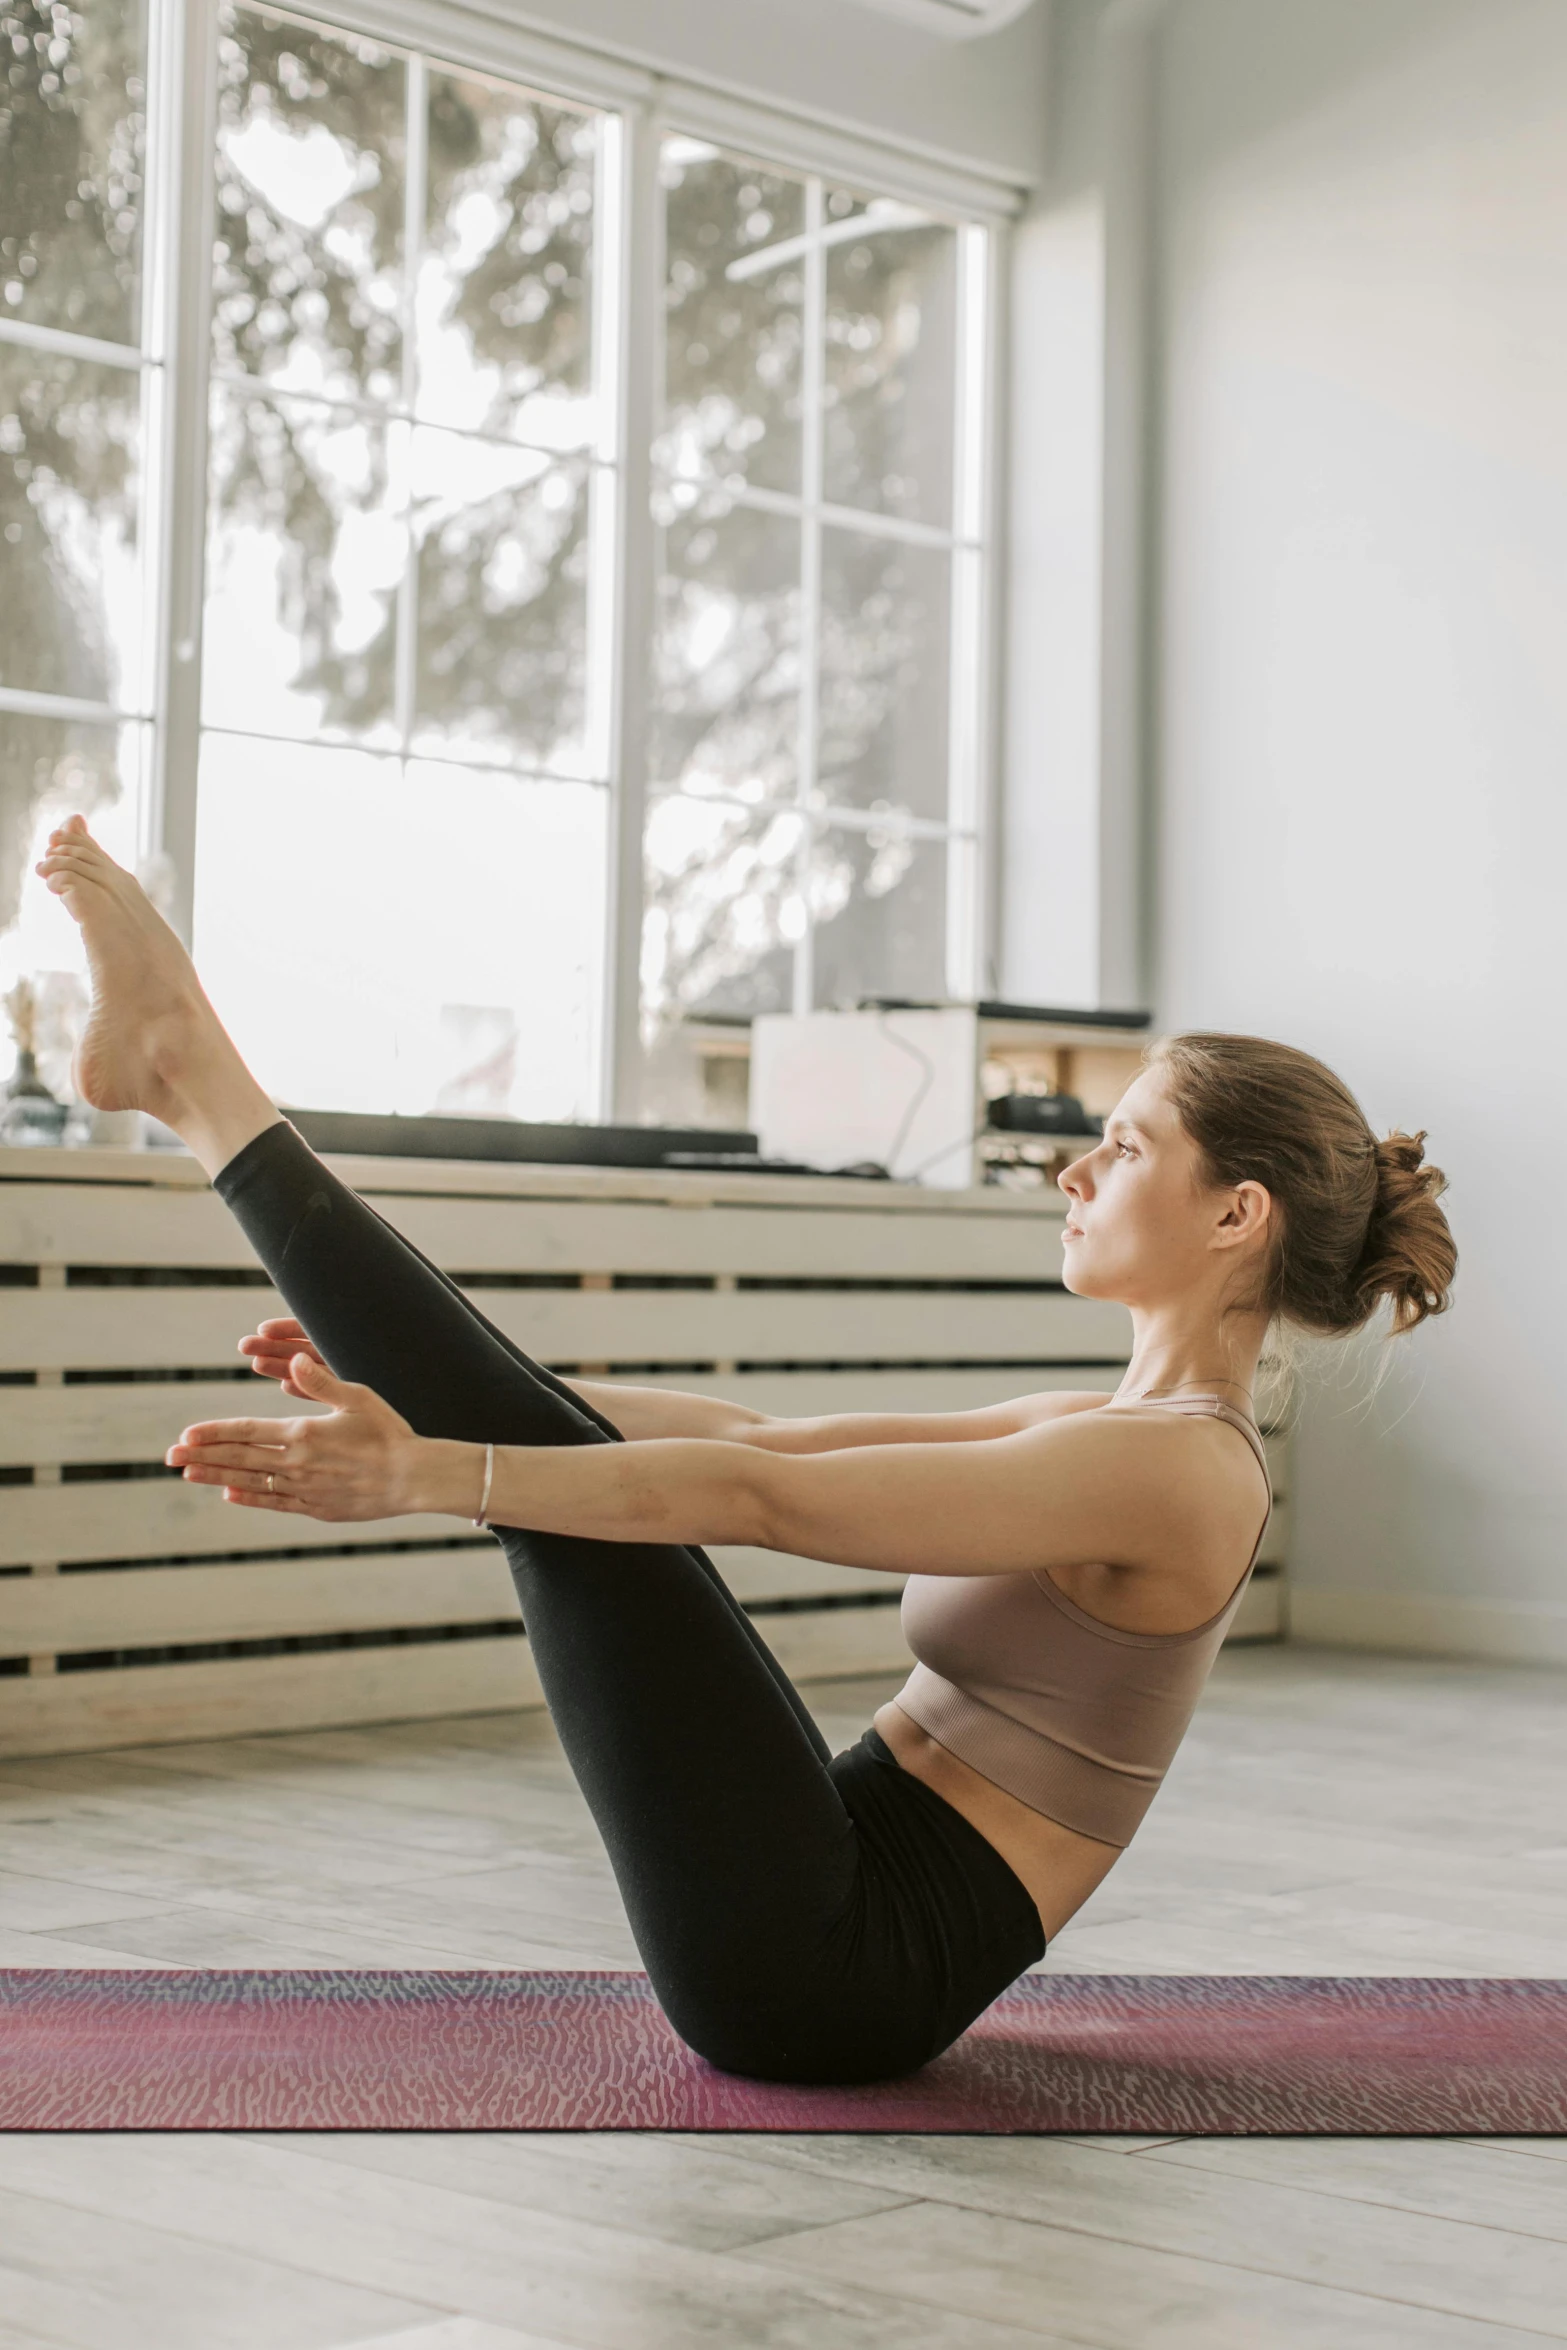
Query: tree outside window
0 0 994 1128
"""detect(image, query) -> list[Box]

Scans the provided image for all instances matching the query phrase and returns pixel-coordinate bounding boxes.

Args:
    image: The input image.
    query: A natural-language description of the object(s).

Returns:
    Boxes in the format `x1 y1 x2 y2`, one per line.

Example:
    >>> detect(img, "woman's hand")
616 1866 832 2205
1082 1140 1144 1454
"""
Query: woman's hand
166 1354 435 1522
239 1316 323 1396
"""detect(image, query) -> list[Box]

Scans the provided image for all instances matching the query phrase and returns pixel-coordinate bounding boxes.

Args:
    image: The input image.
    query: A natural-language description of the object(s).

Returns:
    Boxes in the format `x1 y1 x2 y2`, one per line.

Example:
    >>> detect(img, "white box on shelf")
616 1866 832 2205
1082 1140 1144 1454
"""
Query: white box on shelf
750 1006 1145 1188
752 1008 983 1187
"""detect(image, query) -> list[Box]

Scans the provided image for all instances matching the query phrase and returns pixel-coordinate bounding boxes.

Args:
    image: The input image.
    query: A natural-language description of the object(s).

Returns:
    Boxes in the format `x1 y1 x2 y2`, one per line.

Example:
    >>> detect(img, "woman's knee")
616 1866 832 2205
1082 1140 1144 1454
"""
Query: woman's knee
664 1989 932 2088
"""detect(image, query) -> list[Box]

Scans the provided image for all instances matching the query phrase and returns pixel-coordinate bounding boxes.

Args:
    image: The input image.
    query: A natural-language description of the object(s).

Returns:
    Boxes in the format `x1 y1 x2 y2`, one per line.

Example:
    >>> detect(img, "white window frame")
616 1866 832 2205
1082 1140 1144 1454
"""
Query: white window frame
32 0 1015 1124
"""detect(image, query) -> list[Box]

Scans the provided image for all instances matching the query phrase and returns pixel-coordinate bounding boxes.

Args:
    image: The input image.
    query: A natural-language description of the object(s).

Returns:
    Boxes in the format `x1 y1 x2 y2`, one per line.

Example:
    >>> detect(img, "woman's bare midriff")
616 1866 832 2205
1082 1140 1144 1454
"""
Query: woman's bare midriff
872 1700 1123 1942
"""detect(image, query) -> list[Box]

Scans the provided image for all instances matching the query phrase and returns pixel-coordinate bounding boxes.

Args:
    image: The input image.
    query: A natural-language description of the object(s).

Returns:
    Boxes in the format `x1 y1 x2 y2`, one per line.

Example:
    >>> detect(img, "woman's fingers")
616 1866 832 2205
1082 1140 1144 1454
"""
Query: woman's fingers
172 1441 290 1475
181 1461 289 1490
218 1485 312 1514
168 1372 412 1525
239 1319 320 1381
169 1414 281 1456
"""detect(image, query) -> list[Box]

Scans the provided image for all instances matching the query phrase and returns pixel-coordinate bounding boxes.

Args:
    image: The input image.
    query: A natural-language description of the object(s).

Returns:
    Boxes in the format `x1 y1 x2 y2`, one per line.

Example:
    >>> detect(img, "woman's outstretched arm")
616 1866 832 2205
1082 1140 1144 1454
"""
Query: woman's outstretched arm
168 1352 1261 1579
239 1318 1103 1450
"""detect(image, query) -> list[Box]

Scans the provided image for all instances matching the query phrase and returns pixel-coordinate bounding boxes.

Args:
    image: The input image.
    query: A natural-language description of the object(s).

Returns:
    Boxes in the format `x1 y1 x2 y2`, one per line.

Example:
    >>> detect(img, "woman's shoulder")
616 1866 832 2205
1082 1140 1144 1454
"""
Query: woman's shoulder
1007 1388 1121 1429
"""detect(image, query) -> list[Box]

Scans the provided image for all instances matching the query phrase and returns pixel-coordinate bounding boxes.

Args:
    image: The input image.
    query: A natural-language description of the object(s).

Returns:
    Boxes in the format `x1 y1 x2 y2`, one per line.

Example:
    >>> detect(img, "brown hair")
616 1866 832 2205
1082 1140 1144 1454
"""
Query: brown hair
1150 1032 1456 1336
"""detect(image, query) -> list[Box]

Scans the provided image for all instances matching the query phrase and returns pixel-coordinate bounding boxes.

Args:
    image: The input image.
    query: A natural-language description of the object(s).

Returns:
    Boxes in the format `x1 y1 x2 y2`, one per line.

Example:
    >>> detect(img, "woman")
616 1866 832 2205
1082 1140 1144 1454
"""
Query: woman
37 815 1456 2085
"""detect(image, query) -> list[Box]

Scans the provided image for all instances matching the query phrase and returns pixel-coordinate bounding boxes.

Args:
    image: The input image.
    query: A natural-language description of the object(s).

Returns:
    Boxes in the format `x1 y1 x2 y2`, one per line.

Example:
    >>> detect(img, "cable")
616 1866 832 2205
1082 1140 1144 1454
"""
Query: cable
905 1116 994 1182
875 1009 938 1171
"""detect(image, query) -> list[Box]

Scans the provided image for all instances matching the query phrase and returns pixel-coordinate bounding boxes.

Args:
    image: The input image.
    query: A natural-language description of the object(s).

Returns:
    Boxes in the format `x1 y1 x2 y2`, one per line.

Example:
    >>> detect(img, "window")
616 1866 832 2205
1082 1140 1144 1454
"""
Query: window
192 6 614 1119
647 144 989 1041
1 0 1002 1128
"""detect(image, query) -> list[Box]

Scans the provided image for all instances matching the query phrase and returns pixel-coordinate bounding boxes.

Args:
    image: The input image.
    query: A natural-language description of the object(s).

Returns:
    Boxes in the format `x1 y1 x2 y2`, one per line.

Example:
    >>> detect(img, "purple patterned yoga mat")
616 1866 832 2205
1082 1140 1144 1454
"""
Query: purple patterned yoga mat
3 1970 1564 2134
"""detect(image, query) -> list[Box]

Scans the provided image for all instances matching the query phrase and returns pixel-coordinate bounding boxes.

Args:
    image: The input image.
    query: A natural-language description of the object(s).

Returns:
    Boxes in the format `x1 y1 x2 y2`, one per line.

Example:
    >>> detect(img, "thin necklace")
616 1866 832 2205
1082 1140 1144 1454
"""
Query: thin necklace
1118 1374 1255 1404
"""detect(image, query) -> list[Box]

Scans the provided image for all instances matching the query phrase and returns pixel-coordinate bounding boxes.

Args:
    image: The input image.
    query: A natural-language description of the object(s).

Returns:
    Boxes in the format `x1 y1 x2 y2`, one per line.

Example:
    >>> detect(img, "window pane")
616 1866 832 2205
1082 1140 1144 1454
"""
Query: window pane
660 140 804 500
642 790 802 1027
650 497 799 802
0 714 146 1076
411 427 589 774
0 0 148 346
212 4 405 405
0 342 141 706
823 193 956 527
193 734 604 1118
817 528 949 824
202 381 405 744
810 824 946 1011
421 71 598 451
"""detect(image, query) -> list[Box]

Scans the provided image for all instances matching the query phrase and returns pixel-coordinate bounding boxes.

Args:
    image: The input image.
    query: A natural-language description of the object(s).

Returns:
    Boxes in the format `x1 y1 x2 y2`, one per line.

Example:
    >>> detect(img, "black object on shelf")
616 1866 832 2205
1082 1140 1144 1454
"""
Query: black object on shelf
976 1000 1151 1031
986 1093 1103 1137
283 1109 759 1169
662 1151 893 1179
852 997 1151 1030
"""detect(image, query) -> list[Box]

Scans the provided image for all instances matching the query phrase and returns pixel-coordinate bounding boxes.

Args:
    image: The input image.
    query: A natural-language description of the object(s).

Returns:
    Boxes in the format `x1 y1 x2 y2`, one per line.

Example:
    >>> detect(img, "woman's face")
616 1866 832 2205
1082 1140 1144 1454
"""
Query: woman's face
1056 1067 1255 1309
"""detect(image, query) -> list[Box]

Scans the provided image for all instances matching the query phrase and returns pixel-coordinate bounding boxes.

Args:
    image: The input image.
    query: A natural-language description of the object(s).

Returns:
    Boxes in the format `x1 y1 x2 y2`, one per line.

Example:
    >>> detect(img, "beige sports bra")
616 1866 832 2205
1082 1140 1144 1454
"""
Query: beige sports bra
893 1394 1272 1850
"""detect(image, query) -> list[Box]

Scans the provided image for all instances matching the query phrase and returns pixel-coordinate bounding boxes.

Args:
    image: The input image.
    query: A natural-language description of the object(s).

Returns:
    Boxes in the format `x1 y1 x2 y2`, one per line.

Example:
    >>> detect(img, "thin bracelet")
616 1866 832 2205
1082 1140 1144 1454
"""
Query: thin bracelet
472 1441 495 1529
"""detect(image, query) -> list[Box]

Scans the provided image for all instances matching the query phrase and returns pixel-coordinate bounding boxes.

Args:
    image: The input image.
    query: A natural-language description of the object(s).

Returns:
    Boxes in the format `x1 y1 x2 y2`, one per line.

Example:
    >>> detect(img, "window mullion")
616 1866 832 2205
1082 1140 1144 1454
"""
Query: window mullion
148 0 219 940
602 92 662 1123
945 220 990 1001
392 52 427 757
975 216 1009 1001
794 173 826 1019
583 110 626 789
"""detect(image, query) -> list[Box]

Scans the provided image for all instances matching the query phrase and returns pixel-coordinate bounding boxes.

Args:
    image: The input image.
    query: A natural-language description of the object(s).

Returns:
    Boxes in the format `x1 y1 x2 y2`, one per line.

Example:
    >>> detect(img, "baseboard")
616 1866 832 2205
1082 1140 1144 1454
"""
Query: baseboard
1289 1587 1567 1668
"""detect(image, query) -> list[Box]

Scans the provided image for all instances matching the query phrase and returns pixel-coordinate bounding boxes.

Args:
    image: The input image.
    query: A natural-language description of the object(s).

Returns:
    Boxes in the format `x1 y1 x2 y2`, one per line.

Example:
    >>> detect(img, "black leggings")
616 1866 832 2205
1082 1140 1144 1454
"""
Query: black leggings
213 1122 1044 2084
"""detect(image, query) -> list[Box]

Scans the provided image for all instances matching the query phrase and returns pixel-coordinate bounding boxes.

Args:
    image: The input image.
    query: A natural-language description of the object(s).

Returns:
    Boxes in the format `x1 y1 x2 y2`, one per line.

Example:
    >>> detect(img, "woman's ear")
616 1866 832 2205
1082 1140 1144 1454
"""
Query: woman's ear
1214 1179 1272 1252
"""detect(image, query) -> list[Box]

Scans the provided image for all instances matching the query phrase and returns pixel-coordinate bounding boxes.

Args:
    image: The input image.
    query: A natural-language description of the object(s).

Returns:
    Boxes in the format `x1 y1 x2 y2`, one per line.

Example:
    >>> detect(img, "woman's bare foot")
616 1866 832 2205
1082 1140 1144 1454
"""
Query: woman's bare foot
36 816 280 1177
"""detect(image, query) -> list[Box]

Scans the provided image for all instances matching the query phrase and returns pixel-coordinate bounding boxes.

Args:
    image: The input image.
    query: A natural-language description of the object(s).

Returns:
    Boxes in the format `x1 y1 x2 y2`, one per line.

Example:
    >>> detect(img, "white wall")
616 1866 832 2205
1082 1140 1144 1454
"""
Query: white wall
1153 0 1567 1657
998 0 1155 1016
500 0 1051 186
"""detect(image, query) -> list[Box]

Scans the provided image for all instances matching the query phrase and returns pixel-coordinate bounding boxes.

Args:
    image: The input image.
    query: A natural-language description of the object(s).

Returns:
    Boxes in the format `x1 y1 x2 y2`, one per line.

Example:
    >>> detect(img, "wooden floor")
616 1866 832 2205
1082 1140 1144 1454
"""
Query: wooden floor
2 1643 1565 2348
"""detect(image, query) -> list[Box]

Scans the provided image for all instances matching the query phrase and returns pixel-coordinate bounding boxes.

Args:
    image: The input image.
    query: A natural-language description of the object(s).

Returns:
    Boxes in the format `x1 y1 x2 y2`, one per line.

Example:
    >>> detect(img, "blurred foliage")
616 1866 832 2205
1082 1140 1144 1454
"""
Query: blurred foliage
648 161 952 1024
0 0 145 926
1 0 957 1027
210 8 595 755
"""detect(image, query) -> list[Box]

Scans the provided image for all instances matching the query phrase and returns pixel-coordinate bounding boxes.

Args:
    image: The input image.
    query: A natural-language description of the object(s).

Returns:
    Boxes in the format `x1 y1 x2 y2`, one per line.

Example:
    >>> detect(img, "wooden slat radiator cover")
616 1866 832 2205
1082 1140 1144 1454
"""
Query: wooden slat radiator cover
0 1145 1288 1757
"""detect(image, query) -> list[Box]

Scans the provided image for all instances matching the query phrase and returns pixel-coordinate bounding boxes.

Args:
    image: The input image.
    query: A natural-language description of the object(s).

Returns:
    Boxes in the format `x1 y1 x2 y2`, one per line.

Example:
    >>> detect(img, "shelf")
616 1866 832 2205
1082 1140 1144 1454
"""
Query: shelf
980 1133 1104 1152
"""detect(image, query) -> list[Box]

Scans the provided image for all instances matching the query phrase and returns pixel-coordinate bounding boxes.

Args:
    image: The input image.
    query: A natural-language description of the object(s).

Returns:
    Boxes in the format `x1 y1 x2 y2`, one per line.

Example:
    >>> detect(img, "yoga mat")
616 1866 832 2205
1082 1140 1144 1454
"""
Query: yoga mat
3 1969 1564 2134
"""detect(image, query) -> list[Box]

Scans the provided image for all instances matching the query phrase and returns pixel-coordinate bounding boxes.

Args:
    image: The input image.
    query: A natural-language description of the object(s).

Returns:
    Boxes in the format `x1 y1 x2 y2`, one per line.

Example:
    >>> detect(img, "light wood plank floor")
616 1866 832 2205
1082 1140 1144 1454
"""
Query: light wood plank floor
1 1644 1564 2349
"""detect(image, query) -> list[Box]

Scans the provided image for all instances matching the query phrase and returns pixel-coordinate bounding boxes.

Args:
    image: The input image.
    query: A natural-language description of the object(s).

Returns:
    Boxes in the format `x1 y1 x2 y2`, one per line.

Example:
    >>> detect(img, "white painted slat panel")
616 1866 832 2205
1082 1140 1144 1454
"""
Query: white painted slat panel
0 1367 1126 1467
0 1182 1070 1282
1256 1502 1290 1569
0 1184 249 1270
685 1365 1125 1416
0 1573 1279 1761
0 1142 1075 1210
394 1196 1070 1281
1 1287 285 1371
0 1543 882 1654
0 1378 312 1467
756 1603 911 1683
708 1547 899 1605
4 1477 941 1582
0 1282 1132 1374
0 1603 914 1757
0 1548 519 1656
0 1479 464 1570
0 1370 1289 1518
417 1284 1130 1368
1229 1573 1283 1641
0 1638 545 1760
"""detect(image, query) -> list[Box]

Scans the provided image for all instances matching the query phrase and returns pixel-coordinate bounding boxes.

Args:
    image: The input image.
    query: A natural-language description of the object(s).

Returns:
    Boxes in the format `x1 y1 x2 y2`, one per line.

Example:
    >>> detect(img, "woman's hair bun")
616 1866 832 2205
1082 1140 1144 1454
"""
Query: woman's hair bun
1153 1034 1457 1340
1353 1130 1457 1334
